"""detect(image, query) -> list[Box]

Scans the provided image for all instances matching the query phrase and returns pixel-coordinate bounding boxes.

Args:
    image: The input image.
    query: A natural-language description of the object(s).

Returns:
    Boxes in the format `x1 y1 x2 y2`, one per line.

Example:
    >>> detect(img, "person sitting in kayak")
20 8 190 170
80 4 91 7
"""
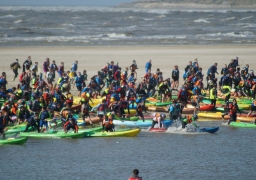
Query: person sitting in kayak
64 116 78 133
24 113 39 132
39 106 52 132
151 113 166 129
102 112 114 132
228 98 242 125
128 169 142 180
136 103 145 122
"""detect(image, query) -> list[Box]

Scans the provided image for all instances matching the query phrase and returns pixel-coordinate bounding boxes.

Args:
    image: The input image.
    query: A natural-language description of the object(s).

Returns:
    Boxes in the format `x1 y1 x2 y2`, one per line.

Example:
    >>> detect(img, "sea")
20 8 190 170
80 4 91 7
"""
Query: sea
1 121 256 180
0 6 256 47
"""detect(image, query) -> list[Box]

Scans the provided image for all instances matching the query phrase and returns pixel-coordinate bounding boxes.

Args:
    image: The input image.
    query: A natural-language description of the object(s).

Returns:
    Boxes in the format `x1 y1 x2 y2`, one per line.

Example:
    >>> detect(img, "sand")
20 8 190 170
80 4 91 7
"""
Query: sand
1 45 256 93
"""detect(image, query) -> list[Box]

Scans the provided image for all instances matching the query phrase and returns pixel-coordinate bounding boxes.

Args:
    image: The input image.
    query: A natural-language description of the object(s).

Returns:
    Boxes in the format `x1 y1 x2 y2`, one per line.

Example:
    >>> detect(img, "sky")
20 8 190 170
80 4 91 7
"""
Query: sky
0 0 135 6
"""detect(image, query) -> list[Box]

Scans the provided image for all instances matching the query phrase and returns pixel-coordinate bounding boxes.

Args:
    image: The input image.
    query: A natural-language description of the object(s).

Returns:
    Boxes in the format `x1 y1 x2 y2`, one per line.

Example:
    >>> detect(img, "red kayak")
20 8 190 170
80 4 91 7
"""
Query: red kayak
200 104 214 111
148 128 167 132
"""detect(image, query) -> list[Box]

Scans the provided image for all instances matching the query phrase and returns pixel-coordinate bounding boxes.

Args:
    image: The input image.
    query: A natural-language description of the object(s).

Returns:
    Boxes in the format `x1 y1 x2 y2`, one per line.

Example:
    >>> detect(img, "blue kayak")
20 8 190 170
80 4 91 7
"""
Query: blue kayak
198 127 219 133
113 120 172 128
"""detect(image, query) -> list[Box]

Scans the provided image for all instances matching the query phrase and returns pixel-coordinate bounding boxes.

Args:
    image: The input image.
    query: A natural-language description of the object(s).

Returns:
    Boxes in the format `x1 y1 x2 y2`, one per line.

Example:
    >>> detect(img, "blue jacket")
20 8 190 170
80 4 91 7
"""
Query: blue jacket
71 63 78 72
75 76 84 86
207 65 217 75
145 62 152 69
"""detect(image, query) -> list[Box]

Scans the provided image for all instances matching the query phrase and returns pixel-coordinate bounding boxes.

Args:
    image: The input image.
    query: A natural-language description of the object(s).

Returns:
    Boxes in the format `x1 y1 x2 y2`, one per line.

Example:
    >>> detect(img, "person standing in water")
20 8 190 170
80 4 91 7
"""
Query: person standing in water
128 169 142 180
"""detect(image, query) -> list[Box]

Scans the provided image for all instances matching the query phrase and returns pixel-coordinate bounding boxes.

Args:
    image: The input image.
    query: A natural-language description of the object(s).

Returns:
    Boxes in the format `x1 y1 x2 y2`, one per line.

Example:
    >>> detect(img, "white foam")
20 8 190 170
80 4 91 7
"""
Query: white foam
13 20 22 23
239 16 254 20
194 19 210 23
107 33 127 38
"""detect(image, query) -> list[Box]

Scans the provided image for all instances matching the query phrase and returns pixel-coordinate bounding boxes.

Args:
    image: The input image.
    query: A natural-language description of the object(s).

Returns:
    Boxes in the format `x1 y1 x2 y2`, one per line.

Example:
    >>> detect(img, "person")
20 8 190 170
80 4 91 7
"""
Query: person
128 169 142 180
171 65 179 89
182 115 199 129
38 106 52 132
209 85 217 109
58 62 65 77
16 105 30 125
102 112 114 132
228 98 242 125
70 60 78 83
207 63 218 78
221 86 231 102
24 113 39 132
49 60 58 81
168 100 179 120
23 56 32 73
0 111 7 139
145 59 152 73
64 117 78 133
136 103 145 122
10 59 21 81
158 80 171 102
247 99 256 117
151 113 166 129
73 72 84 97
31 62 38 79
81 101 94 127
43 58 50 79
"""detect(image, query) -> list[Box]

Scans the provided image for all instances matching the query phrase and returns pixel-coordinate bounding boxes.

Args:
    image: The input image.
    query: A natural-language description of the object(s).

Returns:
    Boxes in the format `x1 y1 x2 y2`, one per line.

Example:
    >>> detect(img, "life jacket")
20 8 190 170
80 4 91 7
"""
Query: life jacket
39 110 51 121
98 104 106 111
229 103 237 113
43 92 50 101
179 87 187 98
103 119 112 128
137 105 143 112
128 177 142 180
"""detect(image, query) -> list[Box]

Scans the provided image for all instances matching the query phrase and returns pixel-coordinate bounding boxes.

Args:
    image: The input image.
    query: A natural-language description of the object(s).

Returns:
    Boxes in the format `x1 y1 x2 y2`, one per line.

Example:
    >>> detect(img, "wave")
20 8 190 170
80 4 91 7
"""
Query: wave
239 16 254 20
222 17 237 21
14 20 22 23
198 31 255 38
194 19 210 23
107 33 128 38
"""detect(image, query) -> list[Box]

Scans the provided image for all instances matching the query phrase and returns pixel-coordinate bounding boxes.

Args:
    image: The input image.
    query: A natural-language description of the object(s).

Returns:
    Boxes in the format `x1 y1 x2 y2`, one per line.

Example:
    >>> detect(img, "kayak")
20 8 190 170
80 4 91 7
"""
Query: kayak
19 130 85 139
0 137 28 145
155 102 171 106
85 128 140 137
198 112 255 122
229 122 256 128
215 107 244 112
113 120 172 128
124 109 137 115
182 108 194 114
147 106 167 112
199 104 214 111
114 116 139 121
198 127 219 133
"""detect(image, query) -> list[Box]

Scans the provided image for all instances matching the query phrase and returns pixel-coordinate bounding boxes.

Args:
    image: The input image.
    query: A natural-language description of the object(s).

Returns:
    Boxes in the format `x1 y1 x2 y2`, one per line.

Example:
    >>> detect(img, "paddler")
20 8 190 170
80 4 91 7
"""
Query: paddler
151 113 166 129
182 115 199 129
247 98 256 117
168 100 179 120
102 112 115 132
128 169 142 180
209 85 217 109
64 116 78 133
24 113 39 132
0 111 6 139
136 103 145 122
228 98 242 125
38 106 52 132
81 101 94 127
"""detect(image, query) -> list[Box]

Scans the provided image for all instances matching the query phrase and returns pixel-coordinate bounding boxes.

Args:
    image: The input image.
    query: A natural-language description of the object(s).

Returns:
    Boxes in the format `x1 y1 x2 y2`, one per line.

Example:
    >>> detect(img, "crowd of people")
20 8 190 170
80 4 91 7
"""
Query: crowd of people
0 55 256 139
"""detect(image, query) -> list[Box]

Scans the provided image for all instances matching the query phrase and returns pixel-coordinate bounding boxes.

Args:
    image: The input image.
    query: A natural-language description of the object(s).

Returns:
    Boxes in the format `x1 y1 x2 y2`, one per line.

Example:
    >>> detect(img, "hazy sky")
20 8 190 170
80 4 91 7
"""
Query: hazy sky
0 0 135 6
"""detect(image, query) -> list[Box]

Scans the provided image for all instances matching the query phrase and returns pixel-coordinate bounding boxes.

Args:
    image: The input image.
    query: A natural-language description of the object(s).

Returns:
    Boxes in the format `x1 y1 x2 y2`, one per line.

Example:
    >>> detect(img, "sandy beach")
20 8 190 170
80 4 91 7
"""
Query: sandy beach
1 45 256 93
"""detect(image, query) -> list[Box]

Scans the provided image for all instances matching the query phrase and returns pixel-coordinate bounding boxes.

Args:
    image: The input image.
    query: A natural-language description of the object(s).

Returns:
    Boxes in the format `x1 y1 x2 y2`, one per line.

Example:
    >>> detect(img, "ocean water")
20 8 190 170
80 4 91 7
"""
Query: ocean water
0 6 255 46
1 121 256 180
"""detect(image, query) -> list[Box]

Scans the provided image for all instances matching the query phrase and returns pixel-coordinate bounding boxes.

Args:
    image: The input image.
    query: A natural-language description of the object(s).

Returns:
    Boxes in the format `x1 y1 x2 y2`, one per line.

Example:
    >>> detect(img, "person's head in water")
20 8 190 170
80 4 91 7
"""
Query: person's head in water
133 169 139 176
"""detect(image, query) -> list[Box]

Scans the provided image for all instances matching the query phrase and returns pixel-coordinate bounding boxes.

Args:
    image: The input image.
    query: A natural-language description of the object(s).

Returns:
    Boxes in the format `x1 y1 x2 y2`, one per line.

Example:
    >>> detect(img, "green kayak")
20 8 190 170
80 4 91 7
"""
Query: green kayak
230 122 256 128
114 115 139 121
0 137 28 145
155 102 172 106
5 126 35 135
216 107 244 112
85 128 140 137
19 130 85 139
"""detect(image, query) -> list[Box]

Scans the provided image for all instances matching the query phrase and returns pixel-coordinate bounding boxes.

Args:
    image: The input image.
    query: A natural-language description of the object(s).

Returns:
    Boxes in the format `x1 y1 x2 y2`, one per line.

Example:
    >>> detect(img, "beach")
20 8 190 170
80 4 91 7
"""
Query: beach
1 45 256 92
